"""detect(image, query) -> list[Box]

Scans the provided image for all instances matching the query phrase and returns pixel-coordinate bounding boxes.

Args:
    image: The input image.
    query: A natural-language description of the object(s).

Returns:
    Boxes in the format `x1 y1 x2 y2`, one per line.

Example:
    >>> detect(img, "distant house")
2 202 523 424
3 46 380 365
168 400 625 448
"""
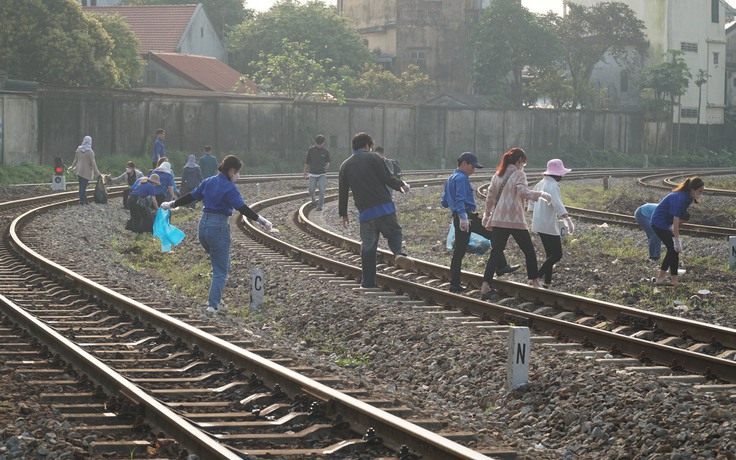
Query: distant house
143 52 256 93
77 0 122 5
575 0 728 125
83 4 227 63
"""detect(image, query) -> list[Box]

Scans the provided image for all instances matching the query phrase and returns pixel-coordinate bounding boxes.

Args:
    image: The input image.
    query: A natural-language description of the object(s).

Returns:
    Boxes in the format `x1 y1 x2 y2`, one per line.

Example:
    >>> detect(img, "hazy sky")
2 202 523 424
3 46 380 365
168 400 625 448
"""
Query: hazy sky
246 0 565 15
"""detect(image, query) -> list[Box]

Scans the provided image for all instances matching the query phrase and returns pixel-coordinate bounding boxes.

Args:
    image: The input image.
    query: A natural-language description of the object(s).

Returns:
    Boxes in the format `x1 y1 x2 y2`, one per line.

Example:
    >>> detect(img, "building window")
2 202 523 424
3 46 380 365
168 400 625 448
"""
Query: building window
201 27 204 38
680 42 698 52
410 49 427 68
680 108 699 119
712 0 719 23
620 72 629 93
714 52 719 65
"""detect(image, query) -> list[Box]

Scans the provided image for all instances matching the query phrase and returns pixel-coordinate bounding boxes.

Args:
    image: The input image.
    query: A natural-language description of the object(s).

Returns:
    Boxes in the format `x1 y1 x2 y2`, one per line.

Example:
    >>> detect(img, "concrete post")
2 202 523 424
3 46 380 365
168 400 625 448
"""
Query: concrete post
250 268 264 312
506 326 530 390
730 236 736 271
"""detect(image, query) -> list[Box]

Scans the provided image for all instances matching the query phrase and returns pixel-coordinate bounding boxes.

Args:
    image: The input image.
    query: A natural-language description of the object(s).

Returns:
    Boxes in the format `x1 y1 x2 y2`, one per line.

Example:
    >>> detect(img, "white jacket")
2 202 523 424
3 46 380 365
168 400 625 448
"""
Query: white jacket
529 176 568 235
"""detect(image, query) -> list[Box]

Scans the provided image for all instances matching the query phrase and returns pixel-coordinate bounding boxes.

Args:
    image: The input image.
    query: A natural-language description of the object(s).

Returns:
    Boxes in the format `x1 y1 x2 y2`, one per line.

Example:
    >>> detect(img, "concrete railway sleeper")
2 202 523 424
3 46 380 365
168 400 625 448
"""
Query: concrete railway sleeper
240 175 736 387
2 192 501 458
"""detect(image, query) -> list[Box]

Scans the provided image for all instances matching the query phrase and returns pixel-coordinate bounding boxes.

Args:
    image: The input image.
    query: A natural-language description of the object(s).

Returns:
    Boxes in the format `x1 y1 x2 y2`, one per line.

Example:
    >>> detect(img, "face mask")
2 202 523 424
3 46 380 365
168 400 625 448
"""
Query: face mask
694 193 703 202
126 167 133 173
231 172 240 183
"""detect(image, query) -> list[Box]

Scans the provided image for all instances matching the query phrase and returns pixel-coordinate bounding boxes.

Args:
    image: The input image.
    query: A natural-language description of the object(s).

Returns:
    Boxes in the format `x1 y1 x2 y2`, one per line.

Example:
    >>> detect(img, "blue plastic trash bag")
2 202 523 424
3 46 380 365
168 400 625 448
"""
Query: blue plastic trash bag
153 208 186 252
445 222 491 255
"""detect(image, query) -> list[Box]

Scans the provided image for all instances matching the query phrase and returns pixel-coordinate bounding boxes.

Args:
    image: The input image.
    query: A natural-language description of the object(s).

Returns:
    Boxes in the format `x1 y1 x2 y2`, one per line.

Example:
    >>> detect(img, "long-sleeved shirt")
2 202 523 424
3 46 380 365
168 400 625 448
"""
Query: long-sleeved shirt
69 148 101 181
530 176 568 235
338 150 405 222
111 169 143 186
486 164 543 230
441 169 475 219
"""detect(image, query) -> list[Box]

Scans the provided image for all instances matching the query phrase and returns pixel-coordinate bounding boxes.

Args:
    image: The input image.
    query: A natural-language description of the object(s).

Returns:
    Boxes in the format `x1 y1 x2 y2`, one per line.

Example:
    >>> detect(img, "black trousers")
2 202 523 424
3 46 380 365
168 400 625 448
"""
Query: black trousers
483 227 538 282
538 232 563 284
450 213 508 287
653 226 679 275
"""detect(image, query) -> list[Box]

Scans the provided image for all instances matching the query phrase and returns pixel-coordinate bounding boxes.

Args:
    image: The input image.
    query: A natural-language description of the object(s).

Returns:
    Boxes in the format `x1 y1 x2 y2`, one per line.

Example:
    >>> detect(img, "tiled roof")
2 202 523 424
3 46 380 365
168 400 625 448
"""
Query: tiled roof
149 52 257 93
84 4 199 53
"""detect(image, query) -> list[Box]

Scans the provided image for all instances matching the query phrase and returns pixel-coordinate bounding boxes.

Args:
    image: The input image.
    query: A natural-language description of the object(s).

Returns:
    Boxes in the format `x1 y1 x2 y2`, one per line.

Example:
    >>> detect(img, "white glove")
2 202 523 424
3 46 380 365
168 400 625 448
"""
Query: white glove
673 237 683 253
539 192 552 205
564 217 575 235
459 218 470 232
400 182 411 194
482 214 492 228
161 201 176 211
257 216 273 232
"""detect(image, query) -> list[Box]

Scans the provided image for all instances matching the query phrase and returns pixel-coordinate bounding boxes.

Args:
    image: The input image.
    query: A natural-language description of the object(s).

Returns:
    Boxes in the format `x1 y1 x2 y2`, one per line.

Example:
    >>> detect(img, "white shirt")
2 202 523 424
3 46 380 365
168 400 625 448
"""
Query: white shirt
529 176 568 236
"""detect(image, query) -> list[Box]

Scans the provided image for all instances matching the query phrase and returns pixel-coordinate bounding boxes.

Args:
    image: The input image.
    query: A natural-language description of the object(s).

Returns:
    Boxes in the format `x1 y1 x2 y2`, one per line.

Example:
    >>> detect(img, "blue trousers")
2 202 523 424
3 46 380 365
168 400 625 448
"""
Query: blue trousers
77 176 89 204
635 207 661 260
308 174 327 209
359 213 403 288
198 213 231 307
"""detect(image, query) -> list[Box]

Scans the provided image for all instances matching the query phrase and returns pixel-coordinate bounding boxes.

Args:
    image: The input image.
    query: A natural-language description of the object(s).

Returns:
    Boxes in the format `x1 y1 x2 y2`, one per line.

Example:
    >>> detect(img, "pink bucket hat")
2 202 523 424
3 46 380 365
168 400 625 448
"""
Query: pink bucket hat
543 159 571 176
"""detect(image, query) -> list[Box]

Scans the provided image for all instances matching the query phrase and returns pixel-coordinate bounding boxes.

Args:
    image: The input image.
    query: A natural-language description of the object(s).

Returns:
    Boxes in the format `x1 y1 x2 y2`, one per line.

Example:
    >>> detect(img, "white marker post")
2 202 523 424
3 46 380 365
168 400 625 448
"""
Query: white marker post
730 236 736 271
250 268 264 312
507 327 530 390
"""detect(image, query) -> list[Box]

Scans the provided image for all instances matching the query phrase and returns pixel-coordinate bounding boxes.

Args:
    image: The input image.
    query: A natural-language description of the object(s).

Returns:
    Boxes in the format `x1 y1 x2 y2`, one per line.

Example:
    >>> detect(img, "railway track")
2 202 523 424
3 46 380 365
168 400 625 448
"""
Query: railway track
239 176 736 387
1 189 503 459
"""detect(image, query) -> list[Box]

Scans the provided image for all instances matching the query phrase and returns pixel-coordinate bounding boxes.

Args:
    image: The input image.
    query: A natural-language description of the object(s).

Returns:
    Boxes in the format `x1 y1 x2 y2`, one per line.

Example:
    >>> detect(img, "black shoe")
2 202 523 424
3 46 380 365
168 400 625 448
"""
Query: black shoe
496 264 520 277
449 284 466 293
480 289 498 301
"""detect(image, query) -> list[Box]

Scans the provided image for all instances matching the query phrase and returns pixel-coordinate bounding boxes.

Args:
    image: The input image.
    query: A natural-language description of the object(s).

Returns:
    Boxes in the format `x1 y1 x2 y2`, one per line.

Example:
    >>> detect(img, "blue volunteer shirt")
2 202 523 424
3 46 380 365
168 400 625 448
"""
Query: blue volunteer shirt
153 138 165 163
650 192 691 231
129 178 156 197
190 172 245 216
149 169 175 195
359 201 396 223
441 169 475 219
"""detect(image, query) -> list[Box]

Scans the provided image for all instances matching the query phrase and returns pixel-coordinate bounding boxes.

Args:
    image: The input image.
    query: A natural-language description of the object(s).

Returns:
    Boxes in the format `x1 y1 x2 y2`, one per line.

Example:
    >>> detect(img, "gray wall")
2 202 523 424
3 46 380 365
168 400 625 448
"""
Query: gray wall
4 87 649 167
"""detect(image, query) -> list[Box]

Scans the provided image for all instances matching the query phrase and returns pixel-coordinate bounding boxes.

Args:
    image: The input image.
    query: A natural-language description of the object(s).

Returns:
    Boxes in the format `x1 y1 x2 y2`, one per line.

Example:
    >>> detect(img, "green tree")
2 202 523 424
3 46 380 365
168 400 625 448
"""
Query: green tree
528 65 575 108
0 0 121 87
551 2 648 108
121 0 251 39
88 13 144 88
639 50 691 156
345 64 437 102
470 0 559 106
250 39 344 102
228 0 371 81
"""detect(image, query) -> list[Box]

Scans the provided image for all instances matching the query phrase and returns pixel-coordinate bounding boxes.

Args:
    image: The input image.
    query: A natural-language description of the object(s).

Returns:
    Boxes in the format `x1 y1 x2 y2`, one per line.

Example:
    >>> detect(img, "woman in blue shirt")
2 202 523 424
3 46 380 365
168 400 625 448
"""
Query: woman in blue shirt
128 174 160 234
161 155 272 314
650 177 704 287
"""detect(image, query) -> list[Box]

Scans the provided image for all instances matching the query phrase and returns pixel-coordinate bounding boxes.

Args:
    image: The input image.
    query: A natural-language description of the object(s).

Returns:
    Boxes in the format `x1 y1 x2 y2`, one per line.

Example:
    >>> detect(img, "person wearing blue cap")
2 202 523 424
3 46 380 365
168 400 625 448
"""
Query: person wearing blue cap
441 152 519 293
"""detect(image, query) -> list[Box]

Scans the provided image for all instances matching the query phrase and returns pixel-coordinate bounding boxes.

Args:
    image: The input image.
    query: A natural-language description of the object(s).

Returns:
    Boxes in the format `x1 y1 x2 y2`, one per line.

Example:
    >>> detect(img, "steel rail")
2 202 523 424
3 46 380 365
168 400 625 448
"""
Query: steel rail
8 197 493 460
242 189 736 383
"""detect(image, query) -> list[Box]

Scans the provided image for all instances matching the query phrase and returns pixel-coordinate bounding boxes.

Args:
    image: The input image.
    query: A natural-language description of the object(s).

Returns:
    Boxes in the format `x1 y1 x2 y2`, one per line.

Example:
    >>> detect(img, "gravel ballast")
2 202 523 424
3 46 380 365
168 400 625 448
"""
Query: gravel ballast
9 178 736 459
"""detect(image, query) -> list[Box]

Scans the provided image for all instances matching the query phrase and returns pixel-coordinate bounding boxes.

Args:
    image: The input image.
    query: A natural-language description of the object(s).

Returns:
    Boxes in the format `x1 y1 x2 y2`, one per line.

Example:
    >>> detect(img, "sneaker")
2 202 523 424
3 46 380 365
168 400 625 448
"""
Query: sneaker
449 284 466 293
216 302 228 314
496 264 520 277
205 306 217 314
315 207 323 211
394 253 415 270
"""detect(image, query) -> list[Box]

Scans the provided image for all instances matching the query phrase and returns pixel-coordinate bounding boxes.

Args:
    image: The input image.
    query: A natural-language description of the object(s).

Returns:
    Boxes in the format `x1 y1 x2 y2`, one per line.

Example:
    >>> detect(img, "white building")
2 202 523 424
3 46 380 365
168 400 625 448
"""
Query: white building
574 0 727 124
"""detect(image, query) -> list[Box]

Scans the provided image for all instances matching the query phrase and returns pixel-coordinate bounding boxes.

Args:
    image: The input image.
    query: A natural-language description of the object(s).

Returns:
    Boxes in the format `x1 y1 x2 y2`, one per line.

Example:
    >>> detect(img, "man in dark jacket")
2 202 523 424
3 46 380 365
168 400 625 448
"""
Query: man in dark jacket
339 132 412 288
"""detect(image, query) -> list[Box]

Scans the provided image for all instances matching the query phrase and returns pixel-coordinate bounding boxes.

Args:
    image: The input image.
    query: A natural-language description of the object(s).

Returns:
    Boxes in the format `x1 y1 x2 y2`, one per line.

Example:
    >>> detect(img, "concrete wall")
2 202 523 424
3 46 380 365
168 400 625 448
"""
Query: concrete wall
3 87 652 167
0 93 38 166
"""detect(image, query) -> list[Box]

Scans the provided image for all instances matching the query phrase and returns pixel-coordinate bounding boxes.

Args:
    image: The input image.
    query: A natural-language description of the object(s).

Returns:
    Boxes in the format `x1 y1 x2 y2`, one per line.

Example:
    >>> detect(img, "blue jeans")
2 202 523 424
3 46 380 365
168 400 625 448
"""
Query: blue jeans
198 212 231 307
77 176 89 204
308 174 326 209
635 207 661 260
359 213 403 288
